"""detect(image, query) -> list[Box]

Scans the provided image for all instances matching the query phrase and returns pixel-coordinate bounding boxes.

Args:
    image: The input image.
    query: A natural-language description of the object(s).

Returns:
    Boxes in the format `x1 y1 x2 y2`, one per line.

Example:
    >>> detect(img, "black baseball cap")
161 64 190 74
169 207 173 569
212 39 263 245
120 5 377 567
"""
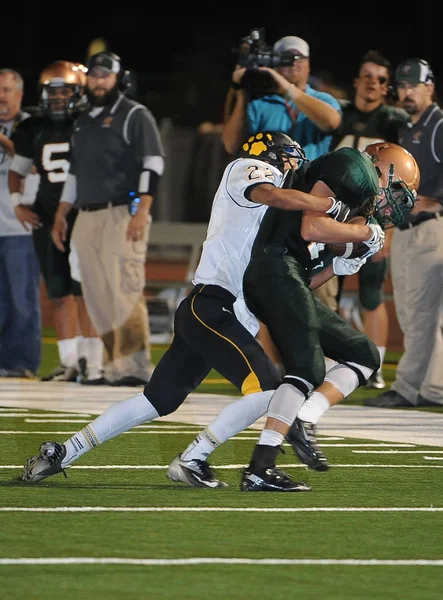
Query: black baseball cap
395 58 434 85
87 52 121 75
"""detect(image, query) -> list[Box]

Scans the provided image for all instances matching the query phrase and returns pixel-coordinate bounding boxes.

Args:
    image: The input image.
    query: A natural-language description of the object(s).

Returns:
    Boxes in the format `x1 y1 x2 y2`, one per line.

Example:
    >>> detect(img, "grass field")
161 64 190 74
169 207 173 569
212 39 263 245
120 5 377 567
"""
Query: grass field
0 334 442 598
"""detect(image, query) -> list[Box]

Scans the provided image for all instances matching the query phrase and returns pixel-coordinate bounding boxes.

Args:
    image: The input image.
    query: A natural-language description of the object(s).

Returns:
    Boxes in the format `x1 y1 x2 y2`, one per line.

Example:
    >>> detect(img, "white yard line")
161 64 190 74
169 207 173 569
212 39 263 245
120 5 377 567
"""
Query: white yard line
0 557 442 566
1 463 443 470
354 450 443 454
0 506 441 512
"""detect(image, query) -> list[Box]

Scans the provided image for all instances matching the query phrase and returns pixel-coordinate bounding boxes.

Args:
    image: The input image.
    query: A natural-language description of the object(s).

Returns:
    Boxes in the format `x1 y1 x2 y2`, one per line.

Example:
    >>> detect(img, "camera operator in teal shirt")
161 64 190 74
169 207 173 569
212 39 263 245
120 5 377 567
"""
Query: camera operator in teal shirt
222 34 342 160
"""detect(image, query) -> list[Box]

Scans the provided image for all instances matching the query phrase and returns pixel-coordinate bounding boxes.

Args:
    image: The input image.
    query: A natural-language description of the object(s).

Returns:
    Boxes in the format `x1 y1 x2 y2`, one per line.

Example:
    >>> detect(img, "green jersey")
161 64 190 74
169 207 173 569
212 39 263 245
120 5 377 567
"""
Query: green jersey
330 101 409 151
251 147 379 270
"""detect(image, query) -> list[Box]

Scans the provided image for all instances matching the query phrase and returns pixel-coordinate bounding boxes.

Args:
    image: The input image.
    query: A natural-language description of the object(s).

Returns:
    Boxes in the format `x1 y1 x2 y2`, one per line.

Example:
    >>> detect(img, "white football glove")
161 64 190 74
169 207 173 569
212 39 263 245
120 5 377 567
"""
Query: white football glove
333 255 368 276
326 198 351 222
361 223 385 259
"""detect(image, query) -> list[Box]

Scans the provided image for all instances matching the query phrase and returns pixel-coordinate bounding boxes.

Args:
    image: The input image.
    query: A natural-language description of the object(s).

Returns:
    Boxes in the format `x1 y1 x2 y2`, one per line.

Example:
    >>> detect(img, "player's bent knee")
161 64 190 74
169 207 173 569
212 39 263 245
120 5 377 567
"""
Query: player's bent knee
325 360 374 397
360 286 383 311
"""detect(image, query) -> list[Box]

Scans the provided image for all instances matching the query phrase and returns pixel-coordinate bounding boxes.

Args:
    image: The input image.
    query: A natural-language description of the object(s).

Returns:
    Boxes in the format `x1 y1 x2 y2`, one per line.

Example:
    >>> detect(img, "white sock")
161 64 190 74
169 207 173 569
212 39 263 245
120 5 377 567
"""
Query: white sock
377 346 386 371
258 429 284 446
181 430 219 461
180 391 273 462
57 338 78 368
297 392 330 425
84 337 104 379
76 335 85 359
62 392 159 467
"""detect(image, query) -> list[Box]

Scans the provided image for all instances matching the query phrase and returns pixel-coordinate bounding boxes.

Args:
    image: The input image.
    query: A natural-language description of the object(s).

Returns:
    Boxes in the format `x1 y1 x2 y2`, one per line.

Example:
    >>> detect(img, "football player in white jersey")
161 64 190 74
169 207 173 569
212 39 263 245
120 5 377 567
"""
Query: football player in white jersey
21 131 347 487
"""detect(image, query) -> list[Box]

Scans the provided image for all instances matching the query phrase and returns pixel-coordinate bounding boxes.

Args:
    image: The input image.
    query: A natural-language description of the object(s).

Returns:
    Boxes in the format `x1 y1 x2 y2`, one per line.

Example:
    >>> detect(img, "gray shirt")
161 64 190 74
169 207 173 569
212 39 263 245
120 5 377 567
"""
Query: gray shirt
70 93 165 208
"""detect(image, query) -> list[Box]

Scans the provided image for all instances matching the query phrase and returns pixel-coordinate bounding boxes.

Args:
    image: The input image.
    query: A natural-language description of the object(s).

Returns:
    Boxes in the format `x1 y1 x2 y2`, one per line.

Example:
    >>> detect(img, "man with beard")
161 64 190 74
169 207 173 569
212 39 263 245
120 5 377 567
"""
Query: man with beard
52 52 165 386
365 58 443 408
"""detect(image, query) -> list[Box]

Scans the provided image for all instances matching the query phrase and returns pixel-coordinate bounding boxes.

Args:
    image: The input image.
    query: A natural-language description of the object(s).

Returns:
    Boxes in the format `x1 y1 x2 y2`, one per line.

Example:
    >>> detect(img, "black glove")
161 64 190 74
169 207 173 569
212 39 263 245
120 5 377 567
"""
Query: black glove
326 197 350 222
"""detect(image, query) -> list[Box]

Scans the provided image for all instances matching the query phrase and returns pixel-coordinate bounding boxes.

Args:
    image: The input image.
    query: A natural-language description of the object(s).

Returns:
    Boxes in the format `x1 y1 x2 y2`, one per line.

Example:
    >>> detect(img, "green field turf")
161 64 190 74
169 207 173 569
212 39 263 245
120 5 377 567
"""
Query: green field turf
0 406 442 599
2 332 440 597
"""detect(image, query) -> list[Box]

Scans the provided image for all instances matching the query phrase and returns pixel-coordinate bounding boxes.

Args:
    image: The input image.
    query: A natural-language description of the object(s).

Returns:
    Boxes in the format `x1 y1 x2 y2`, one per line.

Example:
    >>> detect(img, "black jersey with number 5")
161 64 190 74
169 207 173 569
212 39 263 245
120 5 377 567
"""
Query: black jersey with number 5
12 114 74 222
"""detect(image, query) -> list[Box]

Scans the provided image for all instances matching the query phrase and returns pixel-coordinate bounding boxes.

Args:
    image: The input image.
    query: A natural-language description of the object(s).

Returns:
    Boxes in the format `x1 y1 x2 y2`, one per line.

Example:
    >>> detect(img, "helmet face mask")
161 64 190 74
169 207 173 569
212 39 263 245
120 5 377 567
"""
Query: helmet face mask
364 142 419 228
240 131 307 173
39 61 87 120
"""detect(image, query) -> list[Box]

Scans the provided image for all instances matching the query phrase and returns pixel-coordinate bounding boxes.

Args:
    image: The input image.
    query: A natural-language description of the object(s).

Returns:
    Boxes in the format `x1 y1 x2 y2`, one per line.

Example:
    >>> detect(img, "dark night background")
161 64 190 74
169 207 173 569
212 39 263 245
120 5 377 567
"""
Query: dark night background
3 7 441 127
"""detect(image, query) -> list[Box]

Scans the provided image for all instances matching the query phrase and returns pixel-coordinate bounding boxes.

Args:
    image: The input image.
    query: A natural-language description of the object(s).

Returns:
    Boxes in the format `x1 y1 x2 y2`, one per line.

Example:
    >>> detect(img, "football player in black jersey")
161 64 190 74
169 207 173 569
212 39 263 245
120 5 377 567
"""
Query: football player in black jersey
8 61 104 383
327 50 410 390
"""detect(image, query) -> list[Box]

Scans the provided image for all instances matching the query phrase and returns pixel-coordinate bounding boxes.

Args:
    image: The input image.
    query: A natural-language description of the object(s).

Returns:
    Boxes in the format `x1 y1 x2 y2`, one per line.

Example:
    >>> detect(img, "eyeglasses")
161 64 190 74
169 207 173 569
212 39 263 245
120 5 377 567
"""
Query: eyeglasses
361 74 388 85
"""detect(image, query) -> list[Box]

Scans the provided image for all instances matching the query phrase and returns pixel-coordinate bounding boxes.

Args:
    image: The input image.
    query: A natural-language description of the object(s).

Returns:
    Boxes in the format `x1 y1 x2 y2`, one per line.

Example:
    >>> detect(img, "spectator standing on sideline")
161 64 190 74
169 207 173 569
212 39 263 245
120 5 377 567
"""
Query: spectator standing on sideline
365 58 443 408
0 68 41 378
326 50 409 389
9 60 105 384
222 34 342 360
52 52 165 386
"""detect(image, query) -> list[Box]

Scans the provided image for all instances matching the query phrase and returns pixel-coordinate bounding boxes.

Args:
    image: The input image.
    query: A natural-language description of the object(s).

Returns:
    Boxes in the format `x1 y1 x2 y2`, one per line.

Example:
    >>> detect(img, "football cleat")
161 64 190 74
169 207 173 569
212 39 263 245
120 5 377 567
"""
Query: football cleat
22 442 68 483
365 370 386 390
41 365 78 382
241 466 312 492
167 455 228 488
285 418 330 471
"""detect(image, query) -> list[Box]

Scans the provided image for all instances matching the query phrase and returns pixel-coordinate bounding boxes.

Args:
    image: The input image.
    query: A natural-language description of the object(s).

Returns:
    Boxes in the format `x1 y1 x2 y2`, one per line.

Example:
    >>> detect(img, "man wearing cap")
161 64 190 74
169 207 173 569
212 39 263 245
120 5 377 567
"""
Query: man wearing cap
365 57 443 408
222 35 342 161
52 51 166 387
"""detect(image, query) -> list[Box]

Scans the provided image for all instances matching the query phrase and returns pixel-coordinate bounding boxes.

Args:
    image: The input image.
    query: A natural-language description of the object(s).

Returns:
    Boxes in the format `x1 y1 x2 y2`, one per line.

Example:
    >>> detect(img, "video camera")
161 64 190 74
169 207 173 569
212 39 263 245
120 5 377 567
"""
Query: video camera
238 28 294 70
236 28 296 96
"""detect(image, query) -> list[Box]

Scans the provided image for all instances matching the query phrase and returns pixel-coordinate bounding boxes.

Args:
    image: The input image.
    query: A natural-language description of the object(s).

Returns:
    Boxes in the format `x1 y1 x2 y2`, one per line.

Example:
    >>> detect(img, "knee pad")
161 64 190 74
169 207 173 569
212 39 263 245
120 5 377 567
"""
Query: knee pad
359 284 383 311
359 258 387 311
267 382 307 426
324 361 374 397
282 374 313 398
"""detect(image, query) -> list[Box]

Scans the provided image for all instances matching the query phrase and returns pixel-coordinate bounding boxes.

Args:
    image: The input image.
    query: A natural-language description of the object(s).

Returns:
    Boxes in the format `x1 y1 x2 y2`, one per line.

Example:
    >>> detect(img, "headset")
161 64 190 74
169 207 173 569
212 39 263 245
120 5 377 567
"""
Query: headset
88 51 134 95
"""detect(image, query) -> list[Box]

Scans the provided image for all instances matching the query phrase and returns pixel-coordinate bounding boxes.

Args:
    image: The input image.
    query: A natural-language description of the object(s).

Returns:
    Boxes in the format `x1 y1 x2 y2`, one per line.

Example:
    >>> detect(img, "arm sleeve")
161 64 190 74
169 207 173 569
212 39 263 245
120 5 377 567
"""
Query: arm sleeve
59 173 77 205
9 154 33 177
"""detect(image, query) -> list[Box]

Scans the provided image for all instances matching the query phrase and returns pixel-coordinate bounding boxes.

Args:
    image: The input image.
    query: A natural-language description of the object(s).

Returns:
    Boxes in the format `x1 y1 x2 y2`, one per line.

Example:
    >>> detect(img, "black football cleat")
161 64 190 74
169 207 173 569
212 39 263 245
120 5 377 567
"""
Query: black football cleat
285 418 330 471
241 466 312 492
167 455 228 488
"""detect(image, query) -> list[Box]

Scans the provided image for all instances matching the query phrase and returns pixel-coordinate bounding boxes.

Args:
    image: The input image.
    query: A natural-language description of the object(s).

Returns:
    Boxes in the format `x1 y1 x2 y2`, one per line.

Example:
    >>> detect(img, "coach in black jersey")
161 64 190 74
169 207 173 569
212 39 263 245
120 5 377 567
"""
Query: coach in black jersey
366 58 443 408
53 52 166 387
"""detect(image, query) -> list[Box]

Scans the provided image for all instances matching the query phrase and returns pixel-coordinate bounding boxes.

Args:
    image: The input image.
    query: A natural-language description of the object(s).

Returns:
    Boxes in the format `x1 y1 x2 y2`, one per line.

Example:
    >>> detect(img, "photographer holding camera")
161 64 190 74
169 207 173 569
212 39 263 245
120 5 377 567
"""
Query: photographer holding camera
222 33 342 161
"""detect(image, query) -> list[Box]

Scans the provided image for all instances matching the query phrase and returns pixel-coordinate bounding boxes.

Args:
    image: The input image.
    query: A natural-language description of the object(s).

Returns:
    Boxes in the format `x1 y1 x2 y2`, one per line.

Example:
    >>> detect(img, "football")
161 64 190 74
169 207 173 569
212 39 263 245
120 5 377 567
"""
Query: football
326 216 369 258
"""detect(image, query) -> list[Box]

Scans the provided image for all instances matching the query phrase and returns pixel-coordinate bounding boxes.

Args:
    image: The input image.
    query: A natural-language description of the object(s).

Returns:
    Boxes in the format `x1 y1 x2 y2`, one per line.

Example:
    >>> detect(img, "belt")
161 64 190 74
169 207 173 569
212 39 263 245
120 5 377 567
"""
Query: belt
397 209 443 230
80 200 128 212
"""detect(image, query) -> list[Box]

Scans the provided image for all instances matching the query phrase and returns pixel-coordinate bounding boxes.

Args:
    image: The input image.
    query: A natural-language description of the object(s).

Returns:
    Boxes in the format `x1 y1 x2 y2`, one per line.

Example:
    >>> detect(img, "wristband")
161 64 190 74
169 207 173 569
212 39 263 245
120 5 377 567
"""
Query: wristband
11 192 22 208
231 81 241 90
